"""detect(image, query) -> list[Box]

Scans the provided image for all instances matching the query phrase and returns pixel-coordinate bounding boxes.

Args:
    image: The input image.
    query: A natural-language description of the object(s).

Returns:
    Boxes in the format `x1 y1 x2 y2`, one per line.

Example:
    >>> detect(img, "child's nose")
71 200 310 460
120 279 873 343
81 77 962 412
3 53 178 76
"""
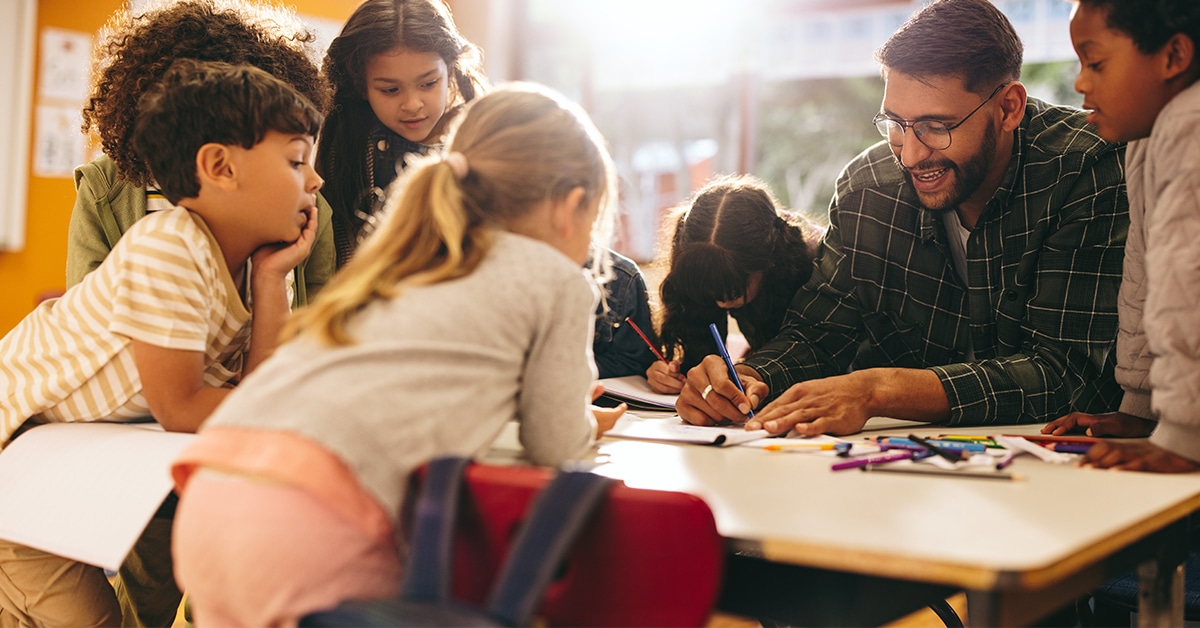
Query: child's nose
1073 72 1088 95
402 93 422 113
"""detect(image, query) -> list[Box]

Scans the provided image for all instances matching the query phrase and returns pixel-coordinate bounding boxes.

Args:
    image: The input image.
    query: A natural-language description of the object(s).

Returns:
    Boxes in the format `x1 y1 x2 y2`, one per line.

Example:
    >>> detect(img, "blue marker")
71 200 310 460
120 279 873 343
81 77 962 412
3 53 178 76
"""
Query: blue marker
709 323 754 418
877 437 987 454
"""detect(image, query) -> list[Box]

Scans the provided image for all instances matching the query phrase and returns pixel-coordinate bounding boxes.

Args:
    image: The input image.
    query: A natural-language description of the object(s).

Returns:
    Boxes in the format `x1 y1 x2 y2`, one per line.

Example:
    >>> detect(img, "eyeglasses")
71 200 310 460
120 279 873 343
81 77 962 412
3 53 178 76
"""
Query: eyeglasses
872 83 1008 150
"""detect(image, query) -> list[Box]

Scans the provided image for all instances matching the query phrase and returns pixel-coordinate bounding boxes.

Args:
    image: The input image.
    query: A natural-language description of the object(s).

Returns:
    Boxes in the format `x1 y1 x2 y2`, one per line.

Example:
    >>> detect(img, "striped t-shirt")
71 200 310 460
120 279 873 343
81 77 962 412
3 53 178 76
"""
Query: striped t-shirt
0 208 251 444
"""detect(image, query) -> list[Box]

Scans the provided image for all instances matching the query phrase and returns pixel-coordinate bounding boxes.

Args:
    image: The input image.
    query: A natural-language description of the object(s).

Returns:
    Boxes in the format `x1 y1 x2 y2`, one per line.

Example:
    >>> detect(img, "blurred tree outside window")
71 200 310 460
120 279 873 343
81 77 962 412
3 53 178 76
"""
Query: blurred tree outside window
516 0 1082 264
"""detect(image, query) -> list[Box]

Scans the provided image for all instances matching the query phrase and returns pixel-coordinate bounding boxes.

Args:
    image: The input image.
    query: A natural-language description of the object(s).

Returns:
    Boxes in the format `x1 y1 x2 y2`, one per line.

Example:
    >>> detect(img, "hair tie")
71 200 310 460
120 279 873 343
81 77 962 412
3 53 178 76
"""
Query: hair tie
444 152 469 180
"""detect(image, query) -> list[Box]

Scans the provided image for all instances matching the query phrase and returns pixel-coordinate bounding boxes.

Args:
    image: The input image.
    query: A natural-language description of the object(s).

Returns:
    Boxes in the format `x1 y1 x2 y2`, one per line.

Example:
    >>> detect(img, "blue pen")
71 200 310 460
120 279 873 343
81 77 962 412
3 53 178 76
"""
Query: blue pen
708 323 754 418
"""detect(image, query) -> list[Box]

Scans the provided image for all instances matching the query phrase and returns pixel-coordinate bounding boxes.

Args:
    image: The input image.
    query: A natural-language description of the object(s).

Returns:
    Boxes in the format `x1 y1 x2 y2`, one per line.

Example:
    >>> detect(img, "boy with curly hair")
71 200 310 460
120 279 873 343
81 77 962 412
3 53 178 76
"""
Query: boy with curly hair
68 0 334 306
1043 0 1200 472
0 59 322 626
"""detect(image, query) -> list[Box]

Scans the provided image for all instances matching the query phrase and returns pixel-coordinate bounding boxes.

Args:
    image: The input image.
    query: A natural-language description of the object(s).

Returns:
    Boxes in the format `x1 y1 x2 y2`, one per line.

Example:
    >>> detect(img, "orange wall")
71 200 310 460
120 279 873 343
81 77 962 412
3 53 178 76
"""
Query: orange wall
0 0 359 335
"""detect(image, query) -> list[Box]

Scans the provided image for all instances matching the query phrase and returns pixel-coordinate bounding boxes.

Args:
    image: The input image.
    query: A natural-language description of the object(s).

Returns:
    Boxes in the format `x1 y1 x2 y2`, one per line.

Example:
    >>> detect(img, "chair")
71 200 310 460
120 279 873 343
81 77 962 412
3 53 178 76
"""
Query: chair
446 462 724 627
1081 550 1200 626
305 460 725 627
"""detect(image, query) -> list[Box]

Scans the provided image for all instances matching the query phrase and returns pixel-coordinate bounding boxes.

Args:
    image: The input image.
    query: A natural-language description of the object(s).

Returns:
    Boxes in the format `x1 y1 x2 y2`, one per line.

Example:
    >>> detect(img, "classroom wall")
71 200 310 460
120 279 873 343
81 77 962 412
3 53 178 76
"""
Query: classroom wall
0 0 362 335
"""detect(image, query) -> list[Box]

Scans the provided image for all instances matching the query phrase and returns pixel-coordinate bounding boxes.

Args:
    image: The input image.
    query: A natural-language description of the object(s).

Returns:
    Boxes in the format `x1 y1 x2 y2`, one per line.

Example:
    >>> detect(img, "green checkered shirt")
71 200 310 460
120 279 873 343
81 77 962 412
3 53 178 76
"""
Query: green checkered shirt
746 98 1128 425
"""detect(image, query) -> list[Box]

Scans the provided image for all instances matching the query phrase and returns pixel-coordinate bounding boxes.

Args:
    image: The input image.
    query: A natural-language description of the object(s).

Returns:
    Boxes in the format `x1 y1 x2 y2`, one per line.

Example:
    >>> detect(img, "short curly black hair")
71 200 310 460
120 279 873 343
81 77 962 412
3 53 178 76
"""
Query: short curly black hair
82 0 330 187
1075 0 1200 57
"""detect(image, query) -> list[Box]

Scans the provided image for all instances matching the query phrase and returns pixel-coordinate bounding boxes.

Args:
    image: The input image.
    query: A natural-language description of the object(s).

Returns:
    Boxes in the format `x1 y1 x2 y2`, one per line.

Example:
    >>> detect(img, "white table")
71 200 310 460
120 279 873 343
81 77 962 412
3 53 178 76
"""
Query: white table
492 420 1200 626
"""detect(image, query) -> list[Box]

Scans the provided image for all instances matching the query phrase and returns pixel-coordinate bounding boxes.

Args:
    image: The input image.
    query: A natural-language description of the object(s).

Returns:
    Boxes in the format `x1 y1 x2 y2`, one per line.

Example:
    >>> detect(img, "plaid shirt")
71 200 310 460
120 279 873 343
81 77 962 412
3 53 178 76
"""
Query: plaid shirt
747 98 1128 426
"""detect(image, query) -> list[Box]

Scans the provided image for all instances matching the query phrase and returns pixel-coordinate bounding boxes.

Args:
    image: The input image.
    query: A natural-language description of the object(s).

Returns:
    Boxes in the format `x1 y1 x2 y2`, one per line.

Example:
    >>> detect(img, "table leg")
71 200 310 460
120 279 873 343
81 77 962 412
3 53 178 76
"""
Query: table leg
1135 559 1184 627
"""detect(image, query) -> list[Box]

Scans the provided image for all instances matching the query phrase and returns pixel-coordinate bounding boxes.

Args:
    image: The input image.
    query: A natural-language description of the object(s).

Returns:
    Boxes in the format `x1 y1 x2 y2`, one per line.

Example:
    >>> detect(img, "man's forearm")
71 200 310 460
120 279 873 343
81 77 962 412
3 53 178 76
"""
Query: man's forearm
857 368 951 422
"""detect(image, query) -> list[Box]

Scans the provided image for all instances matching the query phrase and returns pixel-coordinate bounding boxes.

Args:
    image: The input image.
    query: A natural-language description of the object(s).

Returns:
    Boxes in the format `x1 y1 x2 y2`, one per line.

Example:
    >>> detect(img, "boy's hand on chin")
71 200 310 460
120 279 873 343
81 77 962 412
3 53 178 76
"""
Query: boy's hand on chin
252 206 318 279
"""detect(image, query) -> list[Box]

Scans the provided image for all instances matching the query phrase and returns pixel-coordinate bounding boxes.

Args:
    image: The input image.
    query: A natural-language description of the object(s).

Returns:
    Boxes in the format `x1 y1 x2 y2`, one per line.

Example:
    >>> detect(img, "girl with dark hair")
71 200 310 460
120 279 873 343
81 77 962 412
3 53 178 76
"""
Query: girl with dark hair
316 0 488 266
648 175 822 393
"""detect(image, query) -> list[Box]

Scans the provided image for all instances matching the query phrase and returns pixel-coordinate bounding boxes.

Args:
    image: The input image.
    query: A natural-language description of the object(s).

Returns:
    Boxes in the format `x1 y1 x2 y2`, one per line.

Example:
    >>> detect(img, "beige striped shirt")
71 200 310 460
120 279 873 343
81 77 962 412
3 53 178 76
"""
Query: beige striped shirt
0 208 251 444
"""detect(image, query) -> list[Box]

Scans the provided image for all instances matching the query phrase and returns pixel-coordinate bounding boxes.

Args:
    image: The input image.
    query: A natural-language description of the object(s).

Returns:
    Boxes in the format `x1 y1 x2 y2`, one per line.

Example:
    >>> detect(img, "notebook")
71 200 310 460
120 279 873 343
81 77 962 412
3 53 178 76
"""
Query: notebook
605 415 770 447
598 375 678 411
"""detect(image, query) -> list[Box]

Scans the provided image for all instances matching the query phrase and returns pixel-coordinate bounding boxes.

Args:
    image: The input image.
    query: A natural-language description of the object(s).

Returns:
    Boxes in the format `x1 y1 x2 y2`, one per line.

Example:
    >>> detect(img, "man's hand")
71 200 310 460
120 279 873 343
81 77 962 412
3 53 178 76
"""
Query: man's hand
676 355 766 426
744 371 875 436
1083 440 1200 473
1043 411 1155 437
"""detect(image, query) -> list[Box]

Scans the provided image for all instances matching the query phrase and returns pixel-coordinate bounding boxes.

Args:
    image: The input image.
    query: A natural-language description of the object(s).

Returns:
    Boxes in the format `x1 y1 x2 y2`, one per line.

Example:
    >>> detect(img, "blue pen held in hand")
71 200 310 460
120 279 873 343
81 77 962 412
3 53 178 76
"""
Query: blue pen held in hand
708 323 755 418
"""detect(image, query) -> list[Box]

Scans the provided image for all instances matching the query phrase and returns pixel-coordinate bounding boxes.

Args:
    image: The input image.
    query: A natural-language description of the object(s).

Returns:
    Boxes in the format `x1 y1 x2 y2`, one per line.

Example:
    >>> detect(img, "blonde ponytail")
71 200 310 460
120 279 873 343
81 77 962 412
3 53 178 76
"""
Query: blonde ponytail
285 157 490 344
288 83 617 346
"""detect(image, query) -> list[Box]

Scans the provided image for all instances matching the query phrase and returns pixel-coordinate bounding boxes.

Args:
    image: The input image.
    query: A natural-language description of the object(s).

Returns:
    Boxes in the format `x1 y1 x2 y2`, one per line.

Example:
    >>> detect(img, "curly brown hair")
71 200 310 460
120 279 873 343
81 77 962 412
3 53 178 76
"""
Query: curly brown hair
82 0 330 187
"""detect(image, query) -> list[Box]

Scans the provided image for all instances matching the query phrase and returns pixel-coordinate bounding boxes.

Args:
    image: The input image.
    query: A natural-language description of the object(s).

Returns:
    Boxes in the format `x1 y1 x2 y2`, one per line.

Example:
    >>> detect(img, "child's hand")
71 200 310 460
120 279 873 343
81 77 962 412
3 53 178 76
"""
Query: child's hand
646 360 685 394
251 205 318 281
1082 440 1200 473
592 402 625 437
1042 411 1155 438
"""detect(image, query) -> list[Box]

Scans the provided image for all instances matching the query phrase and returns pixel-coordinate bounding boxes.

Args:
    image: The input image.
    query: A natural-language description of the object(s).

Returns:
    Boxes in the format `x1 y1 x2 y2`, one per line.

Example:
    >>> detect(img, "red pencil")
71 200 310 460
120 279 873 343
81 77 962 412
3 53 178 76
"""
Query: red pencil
623 317 668 363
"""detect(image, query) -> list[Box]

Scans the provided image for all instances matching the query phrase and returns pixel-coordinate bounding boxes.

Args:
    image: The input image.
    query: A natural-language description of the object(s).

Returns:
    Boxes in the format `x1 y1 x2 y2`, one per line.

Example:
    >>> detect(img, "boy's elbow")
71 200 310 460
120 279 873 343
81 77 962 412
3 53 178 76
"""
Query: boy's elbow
151 406 206 433
144 387 228 434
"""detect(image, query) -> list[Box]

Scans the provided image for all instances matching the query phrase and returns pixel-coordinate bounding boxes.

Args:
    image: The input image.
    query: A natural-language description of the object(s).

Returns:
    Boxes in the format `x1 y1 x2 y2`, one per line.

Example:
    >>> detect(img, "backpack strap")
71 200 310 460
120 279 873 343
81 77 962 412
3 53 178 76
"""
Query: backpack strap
485 469 613 626
400 456 471 603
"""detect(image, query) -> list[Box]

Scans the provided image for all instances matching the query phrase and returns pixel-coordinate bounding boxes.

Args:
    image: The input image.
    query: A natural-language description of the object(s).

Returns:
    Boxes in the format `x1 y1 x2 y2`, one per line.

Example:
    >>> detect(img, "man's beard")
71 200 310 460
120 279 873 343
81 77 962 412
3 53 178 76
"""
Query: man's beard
896 119 998 213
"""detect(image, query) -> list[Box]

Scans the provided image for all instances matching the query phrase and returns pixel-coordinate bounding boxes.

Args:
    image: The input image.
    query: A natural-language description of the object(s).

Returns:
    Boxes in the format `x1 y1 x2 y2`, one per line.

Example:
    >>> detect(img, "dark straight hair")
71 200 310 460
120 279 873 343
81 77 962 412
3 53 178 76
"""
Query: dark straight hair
315 0 486 262
658 174 820 368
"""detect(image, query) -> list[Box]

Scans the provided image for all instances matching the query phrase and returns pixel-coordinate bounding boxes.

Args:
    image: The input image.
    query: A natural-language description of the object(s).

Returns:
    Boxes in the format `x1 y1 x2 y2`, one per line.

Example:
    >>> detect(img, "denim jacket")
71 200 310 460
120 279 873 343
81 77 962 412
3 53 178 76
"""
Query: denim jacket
593 250 657 378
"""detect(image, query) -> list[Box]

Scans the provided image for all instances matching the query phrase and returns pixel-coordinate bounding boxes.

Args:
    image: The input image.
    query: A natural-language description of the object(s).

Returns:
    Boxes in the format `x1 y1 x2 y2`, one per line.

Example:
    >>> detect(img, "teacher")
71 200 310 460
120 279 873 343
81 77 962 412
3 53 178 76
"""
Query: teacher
680 0 1129 435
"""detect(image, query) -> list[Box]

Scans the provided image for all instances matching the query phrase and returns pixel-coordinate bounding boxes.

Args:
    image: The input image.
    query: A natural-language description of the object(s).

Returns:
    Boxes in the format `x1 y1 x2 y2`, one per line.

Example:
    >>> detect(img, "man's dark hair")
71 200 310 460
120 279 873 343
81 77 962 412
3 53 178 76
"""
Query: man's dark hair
131 59 323 204
875 0 1024 94
1076 0 1200 57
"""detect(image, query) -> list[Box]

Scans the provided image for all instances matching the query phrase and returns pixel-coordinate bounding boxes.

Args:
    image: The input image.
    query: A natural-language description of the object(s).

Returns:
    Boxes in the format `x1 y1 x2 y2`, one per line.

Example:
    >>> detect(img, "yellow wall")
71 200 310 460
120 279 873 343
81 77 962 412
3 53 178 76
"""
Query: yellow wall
0 0 359 335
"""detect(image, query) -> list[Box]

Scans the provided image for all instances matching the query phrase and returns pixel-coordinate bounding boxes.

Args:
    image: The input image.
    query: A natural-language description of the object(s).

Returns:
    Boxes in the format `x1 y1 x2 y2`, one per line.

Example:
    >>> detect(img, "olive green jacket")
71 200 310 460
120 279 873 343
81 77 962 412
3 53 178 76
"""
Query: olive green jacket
65 154 335 306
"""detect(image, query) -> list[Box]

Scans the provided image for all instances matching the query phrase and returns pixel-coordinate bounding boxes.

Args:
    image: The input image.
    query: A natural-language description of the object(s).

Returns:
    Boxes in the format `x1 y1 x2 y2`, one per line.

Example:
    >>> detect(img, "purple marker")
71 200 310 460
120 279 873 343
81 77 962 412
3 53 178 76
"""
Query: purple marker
1053 442 1094 455
831 450 915 471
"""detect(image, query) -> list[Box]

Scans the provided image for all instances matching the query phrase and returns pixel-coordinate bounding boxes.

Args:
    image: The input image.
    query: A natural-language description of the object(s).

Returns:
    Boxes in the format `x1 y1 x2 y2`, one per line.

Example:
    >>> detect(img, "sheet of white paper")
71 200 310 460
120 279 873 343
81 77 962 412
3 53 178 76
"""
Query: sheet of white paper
0 422 195 570
598 375 678 410
605 415 769 447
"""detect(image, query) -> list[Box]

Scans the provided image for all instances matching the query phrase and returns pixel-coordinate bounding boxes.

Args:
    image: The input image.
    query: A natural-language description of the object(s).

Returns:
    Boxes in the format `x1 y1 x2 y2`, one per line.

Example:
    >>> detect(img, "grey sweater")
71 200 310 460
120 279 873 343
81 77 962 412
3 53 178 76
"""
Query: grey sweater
202 230 599 519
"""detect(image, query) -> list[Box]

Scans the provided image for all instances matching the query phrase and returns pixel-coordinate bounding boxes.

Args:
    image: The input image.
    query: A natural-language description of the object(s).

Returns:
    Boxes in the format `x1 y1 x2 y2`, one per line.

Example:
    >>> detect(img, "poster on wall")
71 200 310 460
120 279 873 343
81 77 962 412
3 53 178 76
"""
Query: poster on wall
33 105 85 179
34 27 91 179
37 28 90 102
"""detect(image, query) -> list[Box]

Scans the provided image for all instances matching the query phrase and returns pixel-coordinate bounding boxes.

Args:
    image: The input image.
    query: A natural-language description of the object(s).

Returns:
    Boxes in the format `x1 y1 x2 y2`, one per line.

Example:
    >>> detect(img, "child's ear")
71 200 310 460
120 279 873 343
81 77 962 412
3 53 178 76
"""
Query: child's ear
1163 33 1196 81
551 187 587 238
194 143 238 192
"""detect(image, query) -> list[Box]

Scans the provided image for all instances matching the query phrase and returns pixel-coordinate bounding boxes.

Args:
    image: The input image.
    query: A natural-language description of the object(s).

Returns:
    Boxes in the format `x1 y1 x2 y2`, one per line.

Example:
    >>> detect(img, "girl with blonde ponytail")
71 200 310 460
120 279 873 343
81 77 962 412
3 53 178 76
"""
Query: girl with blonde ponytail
167 83 624 626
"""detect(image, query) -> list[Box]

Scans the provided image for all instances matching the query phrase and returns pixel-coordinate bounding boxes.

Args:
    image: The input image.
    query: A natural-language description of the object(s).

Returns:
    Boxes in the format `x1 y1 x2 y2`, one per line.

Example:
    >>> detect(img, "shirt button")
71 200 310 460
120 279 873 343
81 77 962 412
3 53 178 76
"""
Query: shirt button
1004 290 1018 301
377 140 389 152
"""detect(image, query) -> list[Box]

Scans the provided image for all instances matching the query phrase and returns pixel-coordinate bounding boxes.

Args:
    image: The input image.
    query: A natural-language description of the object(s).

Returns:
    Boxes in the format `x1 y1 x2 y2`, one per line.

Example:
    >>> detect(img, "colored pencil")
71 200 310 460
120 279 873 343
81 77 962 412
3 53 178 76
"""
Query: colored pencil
624 317 668 363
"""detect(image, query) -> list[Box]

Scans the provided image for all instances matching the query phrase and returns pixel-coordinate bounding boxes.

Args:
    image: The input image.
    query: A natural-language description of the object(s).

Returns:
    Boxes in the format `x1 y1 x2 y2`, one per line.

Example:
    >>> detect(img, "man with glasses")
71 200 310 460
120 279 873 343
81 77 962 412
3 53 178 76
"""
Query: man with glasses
679 0 1128 435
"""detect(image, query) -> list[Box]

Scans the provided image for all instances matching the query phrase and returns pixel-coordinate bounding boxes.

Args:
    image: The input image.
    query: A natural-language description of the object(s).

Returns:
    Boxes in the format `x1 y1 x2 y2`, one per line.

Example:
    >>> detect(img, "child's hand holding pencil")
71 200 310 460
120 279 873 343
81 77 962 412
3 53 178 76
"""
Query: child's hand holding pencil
625 317 686 394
